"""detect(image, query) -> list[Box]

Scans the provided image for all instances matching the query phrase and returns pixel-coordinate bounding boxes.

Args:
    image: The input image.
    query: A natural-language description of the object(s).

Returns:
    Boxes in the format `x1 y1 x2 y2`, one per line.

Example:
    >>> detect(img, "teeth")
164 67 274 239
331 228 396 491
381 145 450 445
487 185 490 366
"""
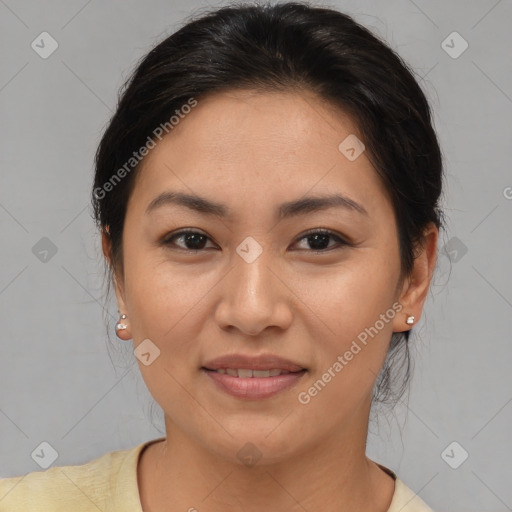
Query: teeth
253 370 270 377
213 368 293 377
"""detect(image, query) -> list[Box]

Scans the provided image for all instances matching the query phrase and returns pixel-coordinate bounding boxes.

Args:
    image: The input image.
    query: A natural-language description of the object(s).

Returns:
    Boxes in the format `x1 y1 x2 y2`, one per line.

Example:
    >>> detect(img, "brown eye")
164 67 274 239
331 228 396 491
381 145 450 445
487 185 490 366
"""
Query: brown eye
292 229 350 252
161 228 350 253
162 230 216 251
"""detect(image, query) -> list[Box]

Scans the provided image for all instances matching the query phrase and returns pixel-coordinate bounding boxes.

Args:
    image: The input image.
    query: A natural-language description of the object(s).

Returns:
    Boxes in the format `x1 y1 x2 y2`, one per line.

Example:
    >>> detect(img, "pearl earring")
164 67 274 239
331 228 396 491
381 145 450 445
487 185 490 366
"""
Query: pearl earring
406 315 415 325
115 314 128 336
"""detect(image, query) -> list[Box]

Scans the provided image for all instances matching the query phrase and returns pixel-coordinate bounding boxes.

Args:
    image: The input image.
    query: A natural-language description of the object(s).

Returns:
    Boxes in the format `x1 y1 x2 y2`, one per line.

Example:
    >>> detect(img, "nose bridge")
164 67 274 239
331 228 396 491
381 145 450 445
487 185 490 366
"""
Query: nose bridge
231 243 274 308
215 241 289 334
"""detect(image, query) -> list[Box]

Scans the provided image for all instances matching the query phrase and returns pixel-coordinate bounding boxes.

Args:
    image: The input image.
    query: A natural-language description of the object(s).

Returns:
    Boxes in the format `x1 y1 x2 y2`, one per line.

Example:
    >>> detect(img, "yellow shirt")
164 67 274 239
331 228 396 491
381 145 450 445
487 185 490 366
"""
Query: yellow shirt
0 437 434 511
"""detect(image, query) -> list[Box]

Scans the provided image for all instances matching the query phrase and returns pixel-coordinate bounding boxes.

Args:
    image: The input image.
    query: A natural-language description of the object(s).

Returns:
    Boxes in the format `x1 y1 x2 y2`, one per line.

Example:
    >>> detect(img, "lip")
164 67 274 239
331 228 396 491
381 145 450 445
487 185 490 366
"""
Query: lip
201 353 307 400
202 354 306 372
202 368 307 400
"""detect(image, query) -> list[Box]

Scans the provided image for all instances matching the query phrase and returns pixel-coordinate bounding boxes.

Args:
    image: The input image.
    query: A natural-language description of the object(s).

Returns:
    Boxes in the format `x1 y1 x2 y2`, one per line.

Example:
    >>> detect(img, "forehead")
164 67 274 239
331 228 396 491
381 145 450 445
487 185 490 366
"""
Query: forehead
128 88 390 220
158 88 363 157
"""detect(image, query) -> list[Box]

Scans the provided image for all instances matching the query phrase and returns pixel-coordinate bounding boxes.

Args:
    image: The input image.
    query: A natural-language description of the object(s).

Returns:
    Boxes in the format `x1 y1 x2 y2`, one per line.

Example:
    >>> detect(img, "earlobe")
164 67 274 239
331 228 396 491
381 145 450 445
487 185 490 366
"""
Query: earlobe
392 223 438 333
115 313 131 341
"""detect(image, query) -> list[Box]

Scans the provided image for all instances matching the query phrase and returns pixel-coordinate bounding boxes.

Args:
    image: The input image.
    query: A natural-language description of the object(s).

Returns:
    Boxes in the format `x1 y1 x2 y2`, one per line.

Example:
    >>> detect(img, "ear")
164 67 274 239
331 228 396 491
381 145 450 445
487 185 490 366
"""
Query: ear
101 229 131 340
392 222 439 333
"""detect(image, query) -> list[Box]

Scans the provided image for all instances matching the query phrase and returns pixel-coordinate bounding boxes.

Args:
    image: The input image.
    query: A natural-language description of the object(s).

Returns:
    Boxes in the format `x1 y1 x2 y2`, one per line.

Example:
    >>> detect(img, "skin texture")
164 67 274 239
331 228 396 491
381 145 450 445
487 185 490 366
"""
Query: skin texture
103 88 438 512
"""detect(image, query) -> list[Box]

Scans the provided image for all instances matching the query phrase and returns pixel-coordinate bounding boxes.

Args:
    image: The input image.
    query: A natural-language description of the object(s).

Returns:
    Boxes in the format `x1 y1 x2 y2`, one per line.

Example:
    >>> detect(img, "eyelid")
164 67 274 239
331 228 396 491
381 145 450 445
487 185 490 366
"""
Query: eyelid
161 229 216 248
291 228 351 250
296 227 349 242
161 227 351 252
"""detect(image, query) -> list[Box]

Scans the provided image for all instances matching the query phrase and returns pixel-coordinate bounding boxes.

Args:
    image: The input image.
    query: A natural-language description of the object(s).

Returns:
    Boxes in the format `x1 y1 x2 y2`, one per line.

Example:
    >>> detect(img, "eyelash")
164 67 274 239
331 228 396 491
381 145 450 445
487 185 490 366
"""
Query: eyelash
161 228 351 253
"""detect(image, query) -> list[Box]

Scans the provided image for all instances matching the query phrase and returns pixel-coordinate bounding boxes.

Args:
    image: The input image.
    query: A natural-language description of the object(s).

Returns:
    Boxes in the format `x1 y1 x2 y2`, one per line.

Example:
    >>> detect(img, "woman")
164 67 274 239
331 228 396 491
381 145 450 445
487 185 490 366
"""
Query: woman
0 2 443 510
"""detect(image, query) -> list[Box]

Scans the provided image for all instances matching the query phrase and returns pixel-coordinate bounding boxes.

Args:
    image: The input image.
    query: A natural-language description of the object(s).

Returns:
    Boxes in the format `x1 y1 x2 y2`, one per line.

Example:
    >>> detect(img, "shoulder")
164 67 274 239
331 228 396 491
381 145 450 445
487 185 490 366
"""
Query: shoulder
388 477 435 512
0 441 148 512
375 462 434 512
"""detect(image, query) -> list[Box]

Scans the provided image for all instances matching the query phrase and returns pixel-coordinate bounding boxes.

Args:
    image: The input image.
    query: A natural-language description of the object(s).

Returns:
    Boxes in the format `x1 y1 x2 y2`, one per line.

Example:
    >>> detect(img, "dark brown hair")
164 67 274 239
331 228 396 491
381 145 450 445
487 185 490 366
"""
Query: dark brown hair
92 1 444 408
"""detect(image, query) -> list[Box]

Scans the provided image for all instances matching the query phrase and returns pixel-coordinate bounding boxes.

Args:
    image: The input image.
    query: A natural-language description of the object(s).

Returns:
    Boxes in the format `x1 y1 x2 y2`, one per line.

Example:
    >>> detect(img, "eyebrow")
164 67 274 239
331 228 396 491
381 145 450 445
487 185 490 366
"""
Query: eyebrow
145 191 368 219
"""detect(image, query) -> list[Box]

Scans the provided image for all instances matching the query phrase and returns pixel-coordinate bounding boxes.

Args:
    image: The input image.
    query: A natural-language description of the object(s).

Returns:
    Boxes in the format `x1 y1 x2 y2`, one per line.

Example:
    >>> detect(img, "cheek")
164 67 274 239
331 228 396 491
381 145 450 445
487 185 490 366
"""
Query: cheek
294 272 398 428
294 251 400 404
122 256 212 404
125 257 209 339
301 252 399 339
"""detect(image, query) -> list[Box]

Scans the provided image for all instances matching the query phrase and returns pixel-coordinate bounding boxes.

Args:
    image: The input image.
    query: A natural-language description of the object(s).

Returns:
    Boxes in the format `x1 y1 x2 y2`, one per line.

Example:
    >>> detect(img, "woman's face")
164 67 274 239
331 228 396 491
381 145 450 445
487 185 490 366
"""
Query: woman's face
107 89 436 463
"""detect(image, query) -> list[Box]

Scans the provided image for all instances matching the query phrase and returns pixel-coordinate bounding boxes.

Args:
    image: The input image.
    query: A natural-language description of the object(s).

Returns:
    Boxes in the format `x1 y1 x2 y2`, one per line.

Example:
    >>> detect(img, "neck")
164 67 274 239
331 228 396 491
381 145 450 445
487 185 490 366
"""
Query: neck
138 411 395 512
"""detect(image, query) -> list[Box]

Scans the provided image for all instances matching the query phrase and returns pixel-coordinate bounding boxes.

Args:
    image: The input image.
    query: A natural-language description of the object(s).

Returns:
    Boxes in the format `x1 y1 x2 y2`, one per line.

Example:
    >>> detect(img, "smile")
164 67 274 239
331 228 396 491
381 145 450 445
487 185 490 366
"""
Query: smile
202 367 307 399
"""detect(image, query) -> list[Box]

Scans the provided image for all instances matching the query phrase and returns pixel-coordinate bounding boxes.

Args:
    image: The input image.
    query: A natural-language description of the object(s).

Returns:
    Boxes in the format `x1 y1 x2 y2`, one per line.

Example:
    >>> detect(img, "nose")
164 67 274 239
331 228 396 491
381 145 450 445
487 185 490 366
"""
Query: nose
214 250 293 337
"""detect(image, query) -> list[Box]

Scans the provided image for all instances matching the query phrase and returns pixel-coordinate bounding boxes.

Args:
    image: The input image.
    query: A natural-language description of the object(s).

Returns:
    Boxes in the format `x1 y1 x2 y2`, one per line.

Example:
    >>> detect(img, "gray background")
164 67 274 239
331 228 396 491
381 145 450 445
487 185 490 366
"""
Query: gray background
1 1 511 511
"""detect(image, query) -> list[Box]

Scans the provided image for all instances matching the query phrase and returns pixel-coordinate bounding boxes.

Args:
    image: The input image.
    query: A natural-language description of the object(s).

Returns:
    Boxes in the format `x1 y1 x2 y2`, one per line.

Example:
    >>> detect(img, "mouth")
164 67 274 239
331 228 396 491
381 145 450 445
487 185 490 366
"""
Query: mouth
202 367 303 378
201 367 307 399
202 354 306 373
200 355 307 400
